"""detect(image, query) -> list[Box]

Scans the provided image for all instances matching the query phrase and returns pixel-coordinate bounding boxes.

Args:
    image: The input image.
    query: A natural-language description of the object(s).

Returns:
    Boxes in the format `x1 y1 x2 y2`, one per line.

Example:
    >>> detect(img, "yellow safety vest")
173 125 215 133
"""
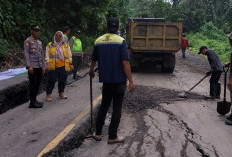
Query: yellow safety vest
72 36 82 53
47 42 70 71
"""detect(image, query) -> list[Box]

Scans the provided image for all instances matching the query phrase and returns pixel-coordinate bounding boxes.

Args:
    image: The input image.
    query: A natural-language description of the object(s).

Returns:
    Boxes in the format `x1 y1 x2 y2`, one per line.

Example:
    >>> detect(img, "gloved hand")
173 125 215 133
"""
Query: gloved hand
206 71 212 76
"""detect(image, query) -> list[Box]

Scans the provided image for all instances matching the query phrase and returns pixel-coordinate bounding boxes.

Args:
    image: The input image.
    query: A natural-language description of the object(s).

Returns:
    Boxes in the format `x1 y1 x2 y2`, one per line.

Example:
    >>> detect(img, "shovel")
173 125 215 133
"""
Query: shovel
85 67 98 139
178 74 210 98
217 67 231 115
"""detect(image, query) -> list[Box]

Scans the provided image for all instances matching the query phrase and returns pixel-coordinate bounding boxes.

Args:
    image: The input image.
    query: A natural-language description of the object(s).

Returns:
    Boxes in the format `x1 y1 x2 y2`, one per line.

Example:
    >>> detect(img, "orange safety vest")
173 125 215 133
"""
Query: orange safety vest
47 42 70 71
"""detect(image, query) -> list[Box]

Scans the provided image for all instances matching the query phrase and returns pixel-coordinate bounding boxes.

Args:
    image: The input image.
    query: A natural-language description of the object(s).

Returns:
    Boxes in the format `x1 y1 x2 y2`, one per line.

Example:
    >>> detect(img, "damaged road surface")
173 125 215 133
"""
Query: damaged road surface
65 52 232 157
1 51 232 157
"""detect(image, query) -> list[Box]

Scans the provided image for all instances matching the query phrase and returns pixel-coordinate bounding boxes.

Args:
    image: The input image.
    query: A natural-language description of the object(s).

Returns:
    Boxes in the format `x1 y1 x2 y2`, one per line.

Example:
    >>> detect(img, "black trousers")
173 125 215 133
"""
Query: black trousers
210 71 222 97
28 68 42 102
96 82 126 139
46 66 68 94
72 56 82 77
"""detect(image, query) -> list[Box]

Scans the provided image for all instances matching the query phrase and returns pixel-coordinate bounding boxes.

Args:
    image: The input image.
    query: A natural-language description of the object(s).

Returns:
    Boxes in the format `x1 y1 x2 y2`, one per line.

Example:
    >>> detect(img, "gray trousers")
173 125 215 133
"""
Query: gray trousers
72 56 82 77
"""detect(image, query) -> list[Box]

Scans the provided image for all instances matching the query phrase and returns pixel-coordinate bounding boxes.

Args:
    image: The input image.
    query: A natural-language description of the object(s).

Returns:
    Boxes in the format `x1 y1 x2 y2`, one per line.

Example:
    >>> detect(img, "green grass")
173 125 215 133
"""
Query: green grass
187 22 231 63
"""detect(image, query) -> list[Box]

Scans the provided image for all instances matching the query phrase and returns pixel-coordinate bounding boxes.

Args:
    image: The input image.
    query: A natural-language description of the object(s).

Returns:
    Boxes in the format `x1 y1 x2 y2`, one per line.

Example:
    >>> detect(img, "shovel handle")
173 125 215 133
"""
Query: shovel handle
223 67 229 101
188 74 209 92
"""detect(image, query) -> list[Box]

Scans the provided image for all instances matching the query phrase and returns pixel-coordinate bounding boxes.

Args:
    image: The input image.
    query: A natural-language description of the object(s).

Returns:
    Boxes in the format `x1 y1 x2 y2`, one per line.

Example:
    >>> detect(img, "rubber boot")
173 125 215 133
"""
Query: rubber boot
216 83 221 98
209 83 217 98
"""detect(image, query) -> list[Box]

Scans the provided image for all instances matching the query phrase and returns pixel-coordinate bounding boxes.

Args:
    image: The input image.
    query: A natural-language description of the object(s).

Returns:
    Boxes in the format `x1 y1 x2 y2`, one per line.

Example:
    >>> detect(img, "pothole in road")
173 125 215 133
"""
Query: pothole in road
123 85 205 113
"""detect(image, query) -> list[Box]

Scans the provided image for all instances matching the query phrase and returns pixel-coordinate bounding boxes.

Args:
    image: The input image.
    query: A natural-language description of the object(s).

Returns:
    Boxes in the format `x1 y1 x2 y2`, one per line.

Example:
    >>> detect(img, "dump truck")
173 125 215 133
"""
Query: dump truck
126 18 183 73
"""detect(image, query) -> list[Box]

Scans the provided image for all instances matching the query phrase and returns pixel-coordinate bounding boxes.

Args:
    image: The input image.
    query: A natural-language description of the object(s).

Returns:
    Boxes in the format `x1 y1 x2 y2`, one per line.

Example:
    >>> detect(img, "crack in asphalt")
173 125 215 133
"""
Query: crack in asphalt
156 105 218 157
134 113 148 157
121 85 221 157
212 145 219 157
147 113 167 157
66 82 221 157
180 138 189 157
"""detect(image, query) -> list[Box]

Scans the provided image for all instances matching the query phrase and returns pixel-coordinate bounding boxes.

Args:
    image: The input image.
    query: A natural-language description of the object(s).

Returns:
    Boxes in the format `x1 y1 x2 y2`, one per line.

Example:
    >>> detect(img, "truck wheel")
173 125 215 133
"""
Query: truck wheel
161 66 174 73
129 49 139 72
161 55 176 73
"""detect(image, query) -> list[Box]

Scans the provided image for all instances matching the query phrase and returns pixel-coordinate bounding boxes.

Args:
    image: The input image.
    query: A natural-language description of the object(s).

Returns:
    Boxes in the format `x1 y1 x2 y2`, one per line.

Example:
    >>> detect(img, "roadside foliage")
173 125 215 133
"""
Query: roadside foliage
0 0 232 66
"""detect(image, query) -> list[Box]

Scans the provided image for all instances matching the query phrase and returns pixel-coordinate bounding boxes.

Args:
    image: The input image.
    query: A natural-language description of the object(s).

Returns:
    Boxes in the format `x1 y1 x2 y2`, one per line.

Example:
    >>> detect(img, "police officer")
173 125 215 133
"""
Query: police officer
24 25 46 108
89 17 135 144
69 29 83 79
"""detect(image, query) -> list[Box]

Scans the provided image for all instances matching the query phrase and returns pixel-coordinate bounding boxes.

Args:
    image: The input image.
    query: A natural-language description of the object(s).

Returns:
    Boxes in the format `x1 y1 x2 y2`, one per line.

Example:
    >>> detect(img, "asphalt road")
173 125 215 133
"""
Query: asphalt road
65 51 232 157
1 50 232 157
0 69 103 157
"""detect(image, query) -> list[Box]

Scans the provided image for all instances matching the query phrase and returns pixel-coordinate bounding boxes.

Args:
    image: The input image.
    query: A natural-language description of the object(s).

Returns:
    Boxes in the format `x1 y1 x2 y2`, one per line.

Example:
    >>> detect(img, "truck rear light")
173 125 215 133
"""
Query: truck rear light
166 54 175 58
171 54 176 58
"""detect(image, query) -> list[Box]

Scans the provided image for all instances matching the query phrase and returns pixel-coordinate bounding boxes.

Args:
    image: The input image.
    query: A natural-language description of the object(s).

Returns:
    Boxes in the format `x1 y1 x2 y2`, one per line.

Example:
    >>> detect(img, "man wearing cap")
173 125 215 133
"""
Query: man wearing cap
225 32 232 125
69 29 83 79
198 46 223 99
89 17 135 144
24 25 46 108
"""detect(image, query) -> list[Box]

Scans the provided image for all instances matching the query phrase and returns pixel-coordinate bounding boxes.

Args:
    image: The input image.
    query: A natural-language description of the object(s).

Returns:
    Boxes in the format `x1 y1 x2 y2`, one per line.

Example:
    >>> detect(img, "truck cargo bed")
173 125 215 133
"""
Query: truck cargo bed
127 18 182 52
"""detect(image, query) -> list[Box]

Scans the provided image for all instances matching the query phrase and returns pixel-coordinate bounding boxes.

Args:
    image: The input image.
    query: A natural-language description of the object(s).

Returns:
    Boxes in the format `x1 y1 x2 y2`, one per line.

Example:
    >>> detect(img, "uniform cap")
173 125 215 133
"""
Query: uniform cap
63 26 70 33
31 25 40 31
74 29 81 34
107 17 119 28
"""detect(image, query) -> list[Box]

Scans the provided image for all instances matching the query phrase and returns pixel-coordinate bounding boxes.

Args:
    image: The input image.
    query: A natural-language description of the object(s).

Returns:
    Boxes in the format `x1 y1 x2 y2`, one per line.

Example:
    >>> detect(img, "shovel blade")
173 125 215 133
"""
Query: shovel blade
178 92 188 98
217 101 231 115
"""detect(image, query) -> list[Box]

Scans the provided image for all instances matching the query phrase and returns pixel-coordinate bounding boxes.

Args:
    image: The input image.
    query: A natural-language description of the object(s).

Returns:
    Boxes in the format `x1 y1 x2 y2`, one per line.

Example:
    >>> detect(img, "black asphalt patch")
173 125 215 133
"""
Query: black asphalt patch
123 85 205 113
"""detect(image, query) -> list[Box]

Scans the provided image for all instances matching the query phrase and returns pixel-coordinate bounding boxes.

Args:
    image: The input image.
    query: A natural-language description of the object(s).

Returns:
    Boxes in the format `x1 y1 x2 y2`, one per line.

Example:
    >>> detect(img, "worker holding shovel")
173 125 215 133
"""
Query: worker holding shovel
198 46 224 99
89 17 135 144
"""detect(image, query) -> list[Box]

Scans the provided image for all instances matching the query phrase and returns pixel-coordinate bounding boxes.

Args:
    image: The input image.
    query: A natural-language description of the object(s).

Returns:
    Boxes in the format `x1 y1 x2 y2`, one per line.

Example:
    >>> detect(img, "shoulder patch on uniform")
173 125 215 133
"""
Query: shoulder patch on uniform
25 41 29 46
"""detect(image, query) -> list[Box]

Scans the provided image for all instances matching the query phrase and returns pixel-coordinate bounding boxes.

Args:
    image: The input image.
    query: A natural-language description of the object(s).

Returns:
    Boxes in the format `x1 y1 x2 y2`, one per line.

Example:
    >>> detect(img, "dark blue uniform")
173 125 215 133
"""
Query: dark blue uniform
92 33 129 139
206 49 223 98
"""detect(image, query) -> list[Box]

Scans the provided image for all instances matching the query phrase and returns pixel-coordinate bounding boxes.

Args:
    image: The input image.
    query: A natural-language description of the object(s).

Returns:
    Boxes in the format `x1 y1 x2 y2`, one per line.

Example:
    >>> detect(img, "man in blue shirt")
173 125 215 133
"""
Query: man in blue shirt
89 17 135 144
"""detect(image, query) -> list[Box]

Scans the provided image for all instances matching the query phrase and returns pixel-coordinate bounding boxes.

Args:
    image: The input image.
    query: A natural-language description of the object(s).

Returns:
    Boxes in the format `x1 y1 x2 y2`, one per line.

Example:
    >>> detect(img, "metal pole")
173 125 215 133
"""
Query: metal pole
90 76 93 129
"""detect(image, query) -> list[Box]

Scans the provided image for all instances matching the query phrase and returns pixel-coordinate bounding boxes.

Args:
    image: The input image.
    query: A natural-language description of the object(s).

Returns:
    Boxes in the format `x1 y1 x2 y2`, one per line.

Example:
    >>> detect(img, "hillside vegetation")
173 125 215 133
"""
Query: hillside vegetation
0 0 232 68
188 22 231 63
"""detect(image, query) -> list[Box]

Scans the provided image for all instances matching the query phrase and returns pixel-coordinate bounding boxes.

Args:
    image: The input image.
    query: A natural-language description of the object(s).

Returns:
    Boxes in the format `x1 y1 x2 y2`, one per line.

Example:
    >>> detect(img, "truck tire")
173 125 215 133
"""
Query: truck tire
129 49 139 72
161 55 176 73
161 65 174 73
